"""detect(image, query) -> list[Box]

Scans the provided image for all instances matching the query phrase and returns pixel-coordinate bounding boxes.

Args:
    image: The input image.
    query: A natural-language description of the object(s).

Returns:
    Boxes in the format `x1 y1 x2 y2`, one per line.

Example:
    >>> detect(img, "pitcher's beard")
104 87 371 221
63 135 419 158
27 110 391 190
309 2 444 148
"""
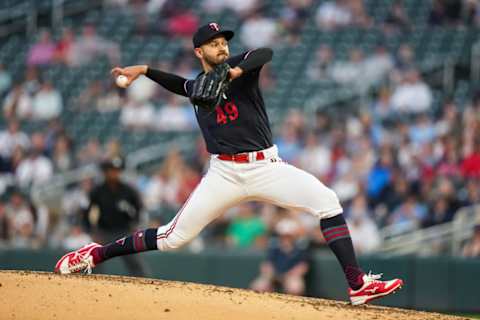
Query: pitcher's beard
204 54 228 68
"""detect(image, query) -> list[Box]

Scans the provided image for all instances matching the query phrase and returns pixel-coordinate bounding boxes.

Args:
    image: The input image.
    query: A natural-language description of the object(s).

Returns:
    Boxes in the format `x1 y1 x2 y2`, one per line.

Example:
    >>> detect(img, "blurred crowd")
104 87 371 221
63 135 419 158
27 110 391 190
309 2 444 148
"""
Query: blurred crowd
0 0 479 264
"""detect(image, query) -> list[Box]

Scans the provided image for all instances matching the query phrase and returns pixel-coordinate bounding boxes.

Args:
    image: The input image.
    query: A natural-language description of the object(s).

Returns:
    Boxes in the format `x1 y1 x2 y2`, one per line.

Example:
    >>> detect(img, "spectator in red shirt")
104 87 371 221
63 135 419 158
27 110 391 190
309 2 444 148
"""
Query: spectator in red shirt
461 139 480 178
54 28 75 65
167 10 199 37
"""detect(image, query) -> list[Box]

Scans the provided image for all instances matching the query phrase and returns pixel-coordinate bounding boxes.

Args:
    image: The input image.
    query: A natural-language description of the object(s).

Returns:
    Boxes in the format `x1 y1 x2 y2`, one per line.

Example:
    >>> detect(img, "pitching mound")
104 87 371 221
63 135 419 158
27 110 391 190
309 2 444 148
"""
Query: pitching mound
0 270 466 320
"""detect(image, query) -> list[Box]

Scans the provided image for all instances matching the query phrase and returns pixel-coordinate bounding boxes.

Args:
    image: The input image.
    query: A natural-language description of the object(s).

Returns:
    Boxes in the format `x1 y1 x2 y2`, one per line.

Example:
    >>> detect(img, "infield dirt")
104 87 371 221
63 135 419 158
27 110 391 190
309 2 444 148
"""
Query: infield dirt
0 271 470 320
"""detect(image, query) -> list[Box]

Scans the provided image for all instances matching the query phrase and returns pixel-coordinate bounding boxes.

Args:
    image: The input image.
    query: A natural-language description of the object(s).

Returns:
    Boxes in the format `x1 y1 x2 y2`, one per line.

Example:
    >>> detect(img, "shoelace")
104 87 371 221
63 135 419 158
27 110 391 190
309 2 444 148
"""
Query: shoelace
68 252 93 274
364 271 383 284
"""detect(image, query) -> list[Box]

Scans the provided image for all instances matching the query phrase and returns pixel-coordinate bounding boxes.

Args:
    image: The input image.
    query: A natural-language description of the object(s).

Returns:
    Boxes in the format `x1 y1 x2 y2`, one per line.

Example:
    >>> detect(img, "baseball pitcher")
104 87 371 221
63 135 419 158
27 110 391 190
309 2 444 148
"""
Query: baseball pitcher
55 23 403 305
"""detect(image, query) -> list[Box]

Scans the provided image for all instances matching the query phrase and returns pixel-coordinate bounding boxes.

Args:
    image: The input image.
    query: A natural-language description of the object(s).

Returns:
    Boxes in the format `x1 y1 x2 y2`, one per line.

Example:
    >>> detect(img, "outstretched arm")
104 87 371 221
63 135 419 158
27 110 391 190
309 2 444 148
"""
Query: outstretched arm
111 65 189 97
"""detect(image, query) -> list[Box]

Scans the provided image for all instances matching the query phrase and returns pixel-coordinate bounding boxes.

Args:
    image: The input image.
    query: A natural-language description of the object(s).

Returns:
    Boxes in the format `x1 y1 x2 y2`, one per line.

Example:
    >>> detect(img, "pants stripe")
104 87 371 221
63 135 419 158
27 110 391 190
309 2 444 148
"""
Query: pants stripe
156 184 199 240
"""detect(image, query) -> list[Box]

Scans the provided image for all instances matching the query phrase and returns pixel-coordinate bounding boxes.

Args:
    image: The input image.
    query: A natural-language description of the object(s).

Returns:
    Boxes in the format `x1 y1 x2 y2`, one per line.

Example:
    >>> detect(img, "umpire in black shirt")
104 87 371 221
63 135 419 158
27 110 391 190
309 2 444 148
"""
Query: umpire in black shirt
83 156 149 277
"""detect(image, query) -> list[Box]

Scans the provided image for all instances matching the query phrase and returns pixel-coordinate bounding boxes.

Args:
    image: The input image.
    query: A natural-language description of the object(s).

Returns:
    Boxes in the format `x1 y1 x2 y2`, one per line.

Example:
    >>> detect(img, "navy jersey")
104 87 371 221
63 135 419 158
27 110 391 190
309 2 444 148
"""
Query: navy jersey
185 52 273 154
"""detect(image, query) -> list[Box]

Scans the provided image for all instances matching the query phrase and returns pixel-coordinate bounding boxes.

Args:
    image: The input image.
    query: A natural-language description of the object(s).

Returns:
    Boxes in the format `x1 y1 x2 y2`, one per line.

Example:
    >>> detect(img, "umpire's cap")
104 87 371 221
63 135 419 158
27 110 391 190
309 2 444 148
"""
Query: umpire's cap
193 22 234 48
100 156 125 171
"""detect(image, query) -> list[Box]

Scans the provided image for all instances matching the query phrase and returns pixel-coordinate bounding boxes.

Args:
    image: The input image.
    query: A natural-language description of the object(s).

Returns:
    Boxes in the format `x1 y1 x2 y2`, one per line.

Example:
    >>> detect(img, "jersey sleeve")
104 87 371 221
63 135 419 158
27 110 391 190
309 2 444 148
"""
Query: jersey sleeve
227 49 273 73
226 52 250 68
237 48 273 73
146 68 191 97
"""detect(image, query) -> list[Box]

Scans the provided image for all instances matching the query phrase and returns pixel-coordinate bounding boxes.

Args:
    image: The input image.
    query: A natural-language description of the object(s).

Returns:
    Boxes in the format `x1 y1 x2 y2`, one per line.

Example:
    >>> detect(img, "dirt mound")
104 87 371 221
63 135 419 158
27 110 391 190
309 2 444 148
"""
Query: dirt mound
0 270 467 320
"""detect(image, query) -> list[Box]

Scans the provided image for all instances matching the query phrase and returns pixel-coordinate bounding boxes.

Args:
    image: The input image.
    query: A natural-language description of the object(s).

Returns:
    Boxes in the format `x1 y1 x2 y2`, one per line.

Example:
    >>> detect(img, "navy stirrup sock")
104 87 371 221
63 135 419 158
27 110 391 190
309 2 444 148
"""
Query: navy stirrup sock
320 215 365 290
92 228 158 265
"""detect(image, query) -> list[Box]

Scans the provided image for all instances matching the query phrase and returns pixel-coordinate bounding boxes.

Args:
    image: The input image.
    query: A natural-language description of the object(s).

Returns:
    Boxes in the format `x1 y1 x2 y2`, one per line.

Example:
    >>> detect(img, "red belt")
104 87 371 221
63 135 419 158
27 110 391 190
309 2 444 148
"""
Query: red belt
217 151 265 163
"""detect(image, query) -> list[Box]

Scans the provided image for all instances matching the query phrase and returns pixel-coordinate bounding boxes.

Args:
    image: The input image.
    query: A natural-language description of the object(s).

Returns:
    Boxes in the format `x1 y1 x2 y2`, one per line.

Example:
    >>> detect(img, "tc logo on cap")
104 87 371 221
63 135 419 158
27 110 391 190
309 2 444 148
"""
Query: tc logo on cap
209 23 220 31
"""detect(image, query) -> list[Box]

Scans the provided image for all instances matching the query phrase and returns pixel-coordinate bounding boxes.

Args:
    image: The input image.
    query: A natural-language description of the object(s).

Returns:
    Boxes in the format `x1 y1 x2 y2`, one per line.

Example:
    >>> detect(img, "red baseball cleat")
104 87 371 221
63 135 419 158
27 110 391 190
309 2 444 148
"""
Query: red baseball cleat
54 243 101 274
349 272 404 305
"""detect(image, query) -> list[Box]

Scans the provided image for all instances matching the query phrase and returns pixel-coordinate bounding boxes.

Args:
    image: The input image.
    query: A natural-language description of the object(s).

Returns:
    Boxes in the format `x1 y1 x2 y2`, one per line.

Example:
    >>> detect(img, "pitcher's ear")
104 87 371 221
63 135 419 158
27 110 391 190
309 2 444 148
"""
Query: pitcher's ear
194 48 203 59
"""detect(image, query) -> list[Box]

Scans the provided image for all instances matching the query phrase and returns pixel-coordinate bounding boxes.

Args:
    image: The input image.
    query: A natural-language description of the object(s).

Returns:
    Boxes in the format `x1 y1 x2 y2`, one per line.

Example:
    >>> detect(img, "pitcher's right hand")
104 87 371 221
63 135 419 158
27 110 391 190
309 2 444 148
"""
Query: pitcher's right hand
110 65 148 87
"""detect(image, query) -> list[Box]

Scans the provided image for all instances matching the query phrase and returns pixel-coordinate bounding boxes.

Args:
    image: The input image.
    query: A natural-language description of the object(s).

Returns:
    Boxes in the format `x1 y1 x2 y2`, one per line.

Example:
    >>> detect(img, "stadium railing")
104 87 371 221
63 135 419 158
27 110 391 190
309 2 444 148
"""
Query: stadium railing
377 204 480 257
30 133 196 206
0 0 103 37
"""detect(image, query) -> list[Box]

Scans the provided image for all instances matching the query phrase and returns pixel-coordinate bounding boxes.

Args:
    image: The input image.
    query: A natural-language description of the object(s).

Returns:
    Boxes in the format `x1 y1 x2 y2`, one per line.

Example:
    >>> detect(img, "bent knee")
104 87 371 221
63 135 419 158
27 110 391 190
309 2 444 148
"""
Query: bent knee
156 231 189 251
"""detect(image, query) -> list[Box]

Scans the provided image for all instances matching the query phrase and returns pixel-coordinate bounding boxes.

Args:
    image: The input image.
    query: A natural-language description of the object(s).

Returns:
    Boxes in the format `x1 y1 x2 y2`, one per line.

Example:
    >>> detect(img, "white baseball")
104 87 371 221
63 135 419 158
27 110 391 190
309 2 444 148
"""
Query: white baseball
116 75 129 88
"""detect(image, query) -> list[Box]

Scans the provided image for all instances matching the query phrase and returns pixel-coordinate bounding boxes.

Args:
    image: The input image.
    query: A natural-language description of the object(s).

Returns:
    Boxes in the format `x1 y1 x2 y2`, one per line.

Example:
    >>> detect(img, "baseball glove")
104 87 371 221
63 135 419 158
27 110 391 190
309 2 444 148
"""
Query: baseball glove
190 63 230 111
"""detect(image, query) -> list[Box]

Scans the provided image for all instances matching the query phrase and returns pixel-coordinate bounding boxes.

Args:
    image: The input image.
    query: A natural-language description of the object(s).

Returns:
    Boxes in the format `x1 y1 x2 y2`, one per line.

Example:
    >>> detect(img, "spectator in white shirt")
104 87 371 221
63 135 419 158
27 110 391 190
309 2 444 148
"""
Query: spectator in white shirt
61 178 93 220
62 225 93 250
120 99 155 130
346 194 381 254
127 74 157 104
306 45 334 82
16 152 54 188
298 132 331 179
156 95 195 131
76 138 103 166
363 45 394 85
52 135 74 172
70 25 120 67
202 0 258 16
240 12 278 49
0 120 30 160
226 0 259 16
15 132 53 188
5 190 36 248
32 82 63 121
144 168 167 213
331 156 359 203
316 0 352 30
331 48 365 86
391 69 432 113
3 83 33 120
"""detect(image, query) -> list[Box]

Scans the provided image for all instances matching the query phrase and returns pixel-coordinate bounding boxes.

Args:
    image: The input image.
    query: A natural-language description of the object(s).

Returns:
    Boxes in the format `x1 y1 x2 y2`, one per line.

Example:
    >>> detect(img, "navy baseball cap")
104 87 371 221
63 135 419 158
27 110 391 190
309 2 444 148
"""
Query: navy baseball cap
192 22 234 48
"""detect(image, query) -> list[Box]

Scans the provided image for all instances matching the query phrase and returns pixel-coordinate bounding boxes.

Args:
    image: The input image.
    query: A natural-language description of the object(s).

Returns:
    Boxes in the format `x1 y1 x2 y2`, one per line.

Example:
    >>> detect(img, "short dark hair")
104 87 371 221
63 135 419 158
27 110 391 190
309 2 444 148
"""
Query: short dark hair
100 156 125 171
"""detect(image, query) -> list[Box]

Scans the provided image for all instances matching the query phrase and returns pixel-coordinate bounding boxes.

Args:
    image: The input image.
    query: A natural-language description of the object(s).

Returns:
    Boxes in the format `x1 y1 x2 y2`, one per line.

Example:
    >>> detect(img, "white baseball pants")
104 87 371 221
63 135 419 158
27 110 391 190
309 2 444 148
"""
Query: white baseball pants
156 145 342 251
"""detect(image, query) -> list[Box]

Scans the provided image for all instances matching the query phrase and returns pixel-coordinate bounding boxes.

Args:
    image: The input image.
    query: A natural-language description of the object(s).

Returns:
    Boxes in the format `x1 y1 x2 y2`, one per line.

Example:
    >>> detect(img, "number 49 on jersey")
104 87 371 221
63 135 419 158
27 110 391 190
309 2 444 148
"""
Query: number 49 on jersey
216 102 238 125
